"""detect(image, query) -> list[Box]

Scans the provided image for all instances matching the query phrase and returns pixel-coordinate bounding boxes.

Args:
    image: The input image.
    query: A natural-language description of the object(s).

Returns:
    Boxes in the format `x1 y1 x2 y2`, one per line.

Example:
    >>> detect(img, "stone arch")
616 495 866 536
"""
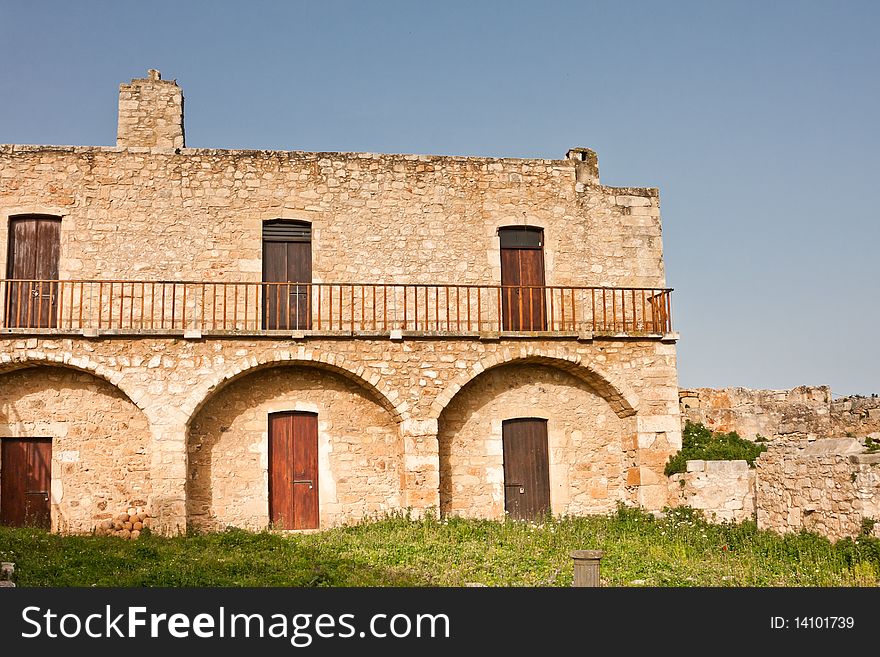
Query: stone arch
429 348 639 421
182 350 405 429
186 359 404 532
436 360 635 520
0 352 149 419
0 361 152 533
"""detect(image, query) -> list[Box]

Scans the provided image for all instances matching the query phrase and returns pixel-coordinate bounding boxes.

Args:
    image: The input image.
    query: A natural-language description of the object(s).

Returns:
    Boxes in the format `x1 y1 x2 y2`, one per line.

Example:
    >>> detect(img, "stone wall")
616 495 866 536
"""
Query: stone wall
667 459 755 523
0 335 681 533
679 386 880 442
0 154 664 294
755 439 880 542
0 366 151 532
831 395 880 438
187 365 401 531
438 364 630 519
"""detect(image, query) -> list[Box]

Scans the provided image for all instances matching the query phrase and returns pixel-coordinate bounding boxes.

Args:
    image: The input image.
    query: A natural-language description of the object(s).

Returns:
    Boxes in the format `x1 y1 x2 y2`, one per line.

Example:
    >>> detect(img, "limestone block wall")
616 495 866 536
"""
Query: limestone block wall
679 386 831 441
0 335 681 533
187 365 401 531
755 440 880 541
830 395 880 438
679 386 880 442
667 460 755 523
438 364 630 519
0 146 665 293
0 366 151 532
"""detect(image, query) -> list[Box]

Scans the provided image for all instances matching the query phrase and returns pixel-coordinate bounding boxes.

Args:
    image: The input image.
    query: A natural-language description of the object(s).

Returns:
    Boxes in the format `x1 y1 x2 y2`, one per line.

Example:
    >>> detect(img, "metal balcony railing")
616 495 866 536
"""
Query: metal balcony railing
0 279 672 336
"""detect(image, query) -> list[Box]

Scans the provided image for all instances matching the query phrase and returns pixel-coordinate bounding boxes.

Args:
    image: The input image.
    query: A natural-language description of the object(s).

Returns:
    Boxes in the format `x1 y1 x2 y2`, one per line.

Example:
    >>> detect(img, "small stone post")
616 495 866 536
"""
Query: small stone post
0 562 15 587
571 550 603 587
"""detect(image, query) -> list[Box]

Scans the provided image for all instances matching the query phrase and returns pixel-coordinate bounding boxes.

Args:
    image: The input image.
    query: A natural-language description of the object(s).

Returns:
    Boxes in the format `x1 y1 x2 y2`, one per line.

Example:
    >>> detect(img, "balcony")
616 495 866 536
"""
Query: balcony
0 280 673 338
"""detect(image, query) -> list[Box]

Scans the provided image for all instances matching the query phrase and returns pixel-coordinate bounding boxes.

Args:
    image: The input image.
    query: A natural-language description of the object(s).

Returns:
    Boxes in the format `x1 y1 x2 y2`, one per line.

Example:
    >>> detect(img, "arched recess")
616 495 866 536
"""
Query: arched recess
436 359 636 521
429 351 639 422
0 354 147 417
0 363 151 533
182 353 404 429
186 362 403 533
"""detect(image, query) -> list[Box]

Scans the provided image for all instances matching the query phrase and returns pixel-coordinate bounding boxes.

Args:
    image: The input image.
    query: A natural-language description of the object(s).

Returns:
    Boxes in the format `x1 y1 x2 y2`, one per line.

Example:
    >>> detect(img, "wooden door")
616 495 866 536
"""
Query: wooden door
0 438 52 529
499 227 546 331
502 418 550 521
268 412 318 529
5 216 60 328
262 221 311 330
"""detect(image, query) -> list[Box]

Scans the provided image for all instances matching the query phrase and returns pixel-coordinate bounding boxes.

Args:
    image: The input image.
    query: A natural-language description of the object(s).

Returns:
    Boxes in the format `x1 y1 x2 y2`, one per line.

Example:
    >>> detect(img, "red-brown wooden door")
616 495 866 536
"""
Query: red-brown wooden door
262 221 311 330
0 437 52 529
502 418 550 521
5 215 60 328
268 412 318 529
499 227 546 331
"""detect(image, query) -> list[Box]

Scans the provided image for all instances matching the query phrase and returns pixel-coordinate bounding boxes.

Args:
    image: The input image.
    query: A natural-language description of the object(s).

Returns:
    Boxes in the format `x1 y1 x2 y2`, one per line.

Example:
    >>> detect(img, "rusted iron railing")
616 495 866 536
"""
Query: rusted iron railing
0 280 672 335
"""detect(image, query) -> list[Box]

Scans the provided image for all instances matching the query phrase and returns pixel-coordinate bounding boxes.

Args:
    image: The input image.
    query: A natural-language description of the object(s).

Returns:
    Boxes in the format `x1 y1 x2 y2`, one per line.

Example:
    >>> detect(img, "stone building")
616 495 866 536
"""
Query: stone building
0 70 680 535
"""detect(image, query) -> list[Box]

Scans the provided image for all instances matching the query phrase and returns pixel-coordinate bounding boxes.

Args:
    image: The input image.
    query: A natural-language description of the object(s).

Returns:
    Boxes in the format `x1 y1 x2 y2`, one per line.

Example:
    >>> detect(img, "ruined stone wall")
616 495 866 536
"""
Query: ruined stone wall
831 395 880 438
679 386 880 442
0 335 680 532
438 364 630 519
187 366 401 531
667 460 755 523
755 440 880 542
0 146 665 292
0 366 151 532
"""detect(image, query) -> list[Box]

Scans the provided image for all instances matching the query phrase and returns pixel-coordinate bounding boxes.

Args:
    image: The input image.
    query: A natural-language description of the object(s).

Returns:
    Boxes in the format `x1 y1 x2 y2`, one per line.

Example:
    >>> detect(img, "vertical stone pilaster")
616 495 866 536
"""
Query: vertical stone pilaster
147 422 188 535
400 418 440 517
634 415 682 511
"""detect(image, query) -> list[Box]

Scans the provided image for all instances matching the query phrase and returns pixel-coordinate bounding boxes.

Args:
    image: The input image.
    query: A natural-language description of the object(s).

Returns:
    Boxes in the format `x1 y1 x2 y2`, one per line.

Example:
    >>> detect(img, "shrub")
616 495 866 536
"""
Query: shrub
664 421 768 476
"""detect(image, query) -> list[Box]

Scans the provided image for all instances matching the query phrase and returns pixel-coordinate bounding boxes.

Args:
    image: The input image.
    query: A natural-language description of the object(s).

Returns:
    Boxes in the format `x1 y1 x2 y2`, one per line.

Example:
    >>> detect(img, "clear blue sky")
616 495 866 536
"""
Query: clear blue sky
1 1 877 397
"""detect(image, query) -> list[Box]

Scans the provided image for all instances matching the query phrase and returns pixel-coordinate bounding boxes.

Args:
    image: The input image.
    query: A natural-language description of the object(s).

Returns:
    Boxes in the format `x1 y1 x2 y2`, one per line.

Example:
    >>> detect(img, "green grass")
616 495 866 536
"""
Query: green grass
1 506 879 587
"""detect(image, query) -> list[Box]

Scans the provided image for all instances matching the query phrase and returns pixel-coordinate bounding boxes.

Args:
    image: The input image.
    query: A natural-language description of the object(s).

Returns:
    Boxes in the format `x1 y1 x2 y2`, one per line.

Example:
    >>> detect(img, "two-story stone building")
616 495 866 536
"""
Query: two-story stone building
0 70 680 535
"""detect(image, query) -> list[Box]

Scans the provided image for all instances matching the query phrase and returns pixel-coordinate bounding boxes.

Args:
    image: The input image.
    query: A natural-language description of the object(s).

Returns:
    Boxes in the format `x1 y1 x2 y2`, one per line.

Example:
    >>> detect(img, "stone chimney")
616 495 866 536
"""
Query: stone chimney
117 69 185 149
566 147 599 185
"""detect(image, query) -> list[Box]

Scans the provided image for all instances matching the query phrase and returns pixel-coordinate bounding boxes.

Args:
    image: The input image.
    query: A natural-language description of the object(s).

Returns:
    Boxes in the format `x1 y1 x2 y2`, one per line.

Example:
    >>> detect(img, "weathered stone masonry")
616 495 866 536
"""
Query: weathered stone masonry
0 71 681 534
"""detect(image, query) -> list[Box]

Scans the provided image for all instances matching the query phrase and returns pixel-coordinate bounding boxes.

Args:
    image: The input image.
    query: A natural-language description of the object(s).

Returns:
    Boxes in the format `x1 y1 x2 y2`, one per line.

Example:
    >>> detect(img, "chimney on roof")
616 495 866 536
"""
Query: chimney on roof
566 147 599 185
117 69 185 149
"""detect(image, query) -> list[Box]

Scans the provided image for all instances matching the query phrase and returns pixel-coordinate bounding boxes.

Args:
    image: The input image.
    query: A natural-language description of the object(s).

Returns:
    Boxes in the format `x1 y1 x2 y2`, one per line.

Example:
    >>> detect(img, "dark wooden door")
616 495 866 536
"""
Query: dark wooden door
5 216 60 328
262 222 311 330
499 228 546 331
1 438 52 529
502 418 550 521
268 412 318 529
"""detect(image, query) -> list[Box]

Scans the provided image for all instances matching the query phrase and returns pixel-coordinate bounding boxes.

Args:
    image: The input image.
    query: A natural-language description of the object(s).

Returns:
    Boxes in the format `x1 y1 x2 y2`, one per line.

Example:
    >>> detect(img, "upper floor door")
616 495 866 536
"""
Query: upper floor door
5 215 60 328
499 226 546 331
262 220 312 330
